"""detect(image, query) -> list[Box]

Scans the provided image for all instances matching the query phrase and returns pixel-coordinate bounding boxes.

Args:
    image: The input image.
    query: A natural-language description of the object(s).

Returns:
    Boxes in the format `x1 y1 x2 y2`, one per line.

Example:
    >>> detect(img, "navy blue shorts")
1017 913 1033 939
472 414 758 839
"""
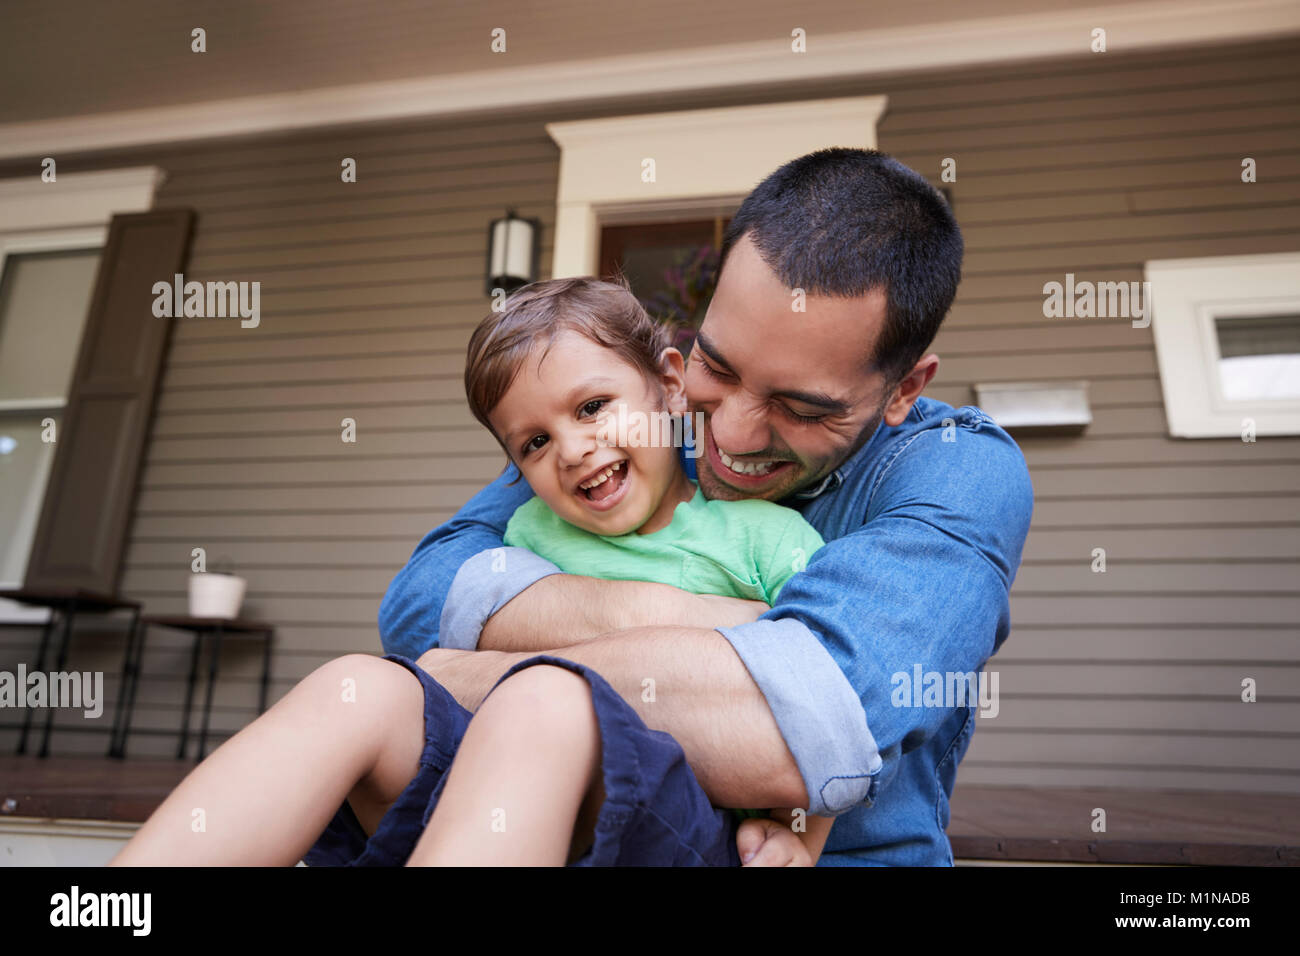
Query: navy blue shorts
302 654 741 867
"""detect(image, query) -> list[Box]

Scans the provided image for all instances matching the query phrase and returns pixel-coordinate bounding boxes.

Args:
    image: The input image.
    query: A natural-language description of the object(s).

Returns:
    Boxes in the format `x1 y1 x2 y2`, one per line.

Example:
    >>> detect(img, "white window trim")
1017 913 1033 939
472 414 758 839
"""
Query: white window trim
0 167 162 621
544 95 887 278
1146 251 1300 438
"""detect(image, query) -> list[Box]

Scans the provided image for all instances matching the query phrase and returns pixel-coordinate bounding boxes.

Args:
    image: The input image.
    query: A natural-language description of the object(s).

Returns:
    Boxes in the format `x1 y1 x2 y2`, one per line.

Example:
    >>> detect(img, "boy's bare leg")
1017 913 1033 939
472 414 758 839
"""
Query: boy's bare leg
407 665 602 866
110 654 425 866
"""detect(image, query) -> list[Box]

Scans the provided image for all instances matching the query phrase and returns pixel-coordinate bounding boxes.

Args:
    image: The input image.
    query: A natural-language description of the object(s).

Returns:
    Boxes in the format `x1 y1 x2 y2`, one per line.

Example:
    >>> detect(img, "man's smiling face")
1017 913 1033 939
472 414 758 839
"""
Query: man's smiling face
686 232 911 502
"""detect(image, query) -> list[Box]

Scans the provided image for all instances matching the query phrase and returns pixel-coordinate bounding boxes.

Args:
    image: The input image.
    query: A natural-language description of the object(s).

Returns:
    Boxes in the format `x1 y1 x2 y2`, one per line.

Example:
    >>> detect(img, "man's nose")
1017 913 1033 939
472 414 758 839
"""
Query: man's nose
709 393 770 456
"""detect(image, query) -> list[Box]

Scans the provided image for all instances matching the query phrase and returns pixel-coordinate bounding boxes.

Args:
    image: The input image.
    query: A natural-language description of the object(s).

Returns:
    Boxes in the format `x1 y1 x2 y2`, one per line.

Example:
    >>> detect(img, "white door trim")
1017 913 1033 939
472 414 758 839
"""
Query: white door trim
544 96 887 277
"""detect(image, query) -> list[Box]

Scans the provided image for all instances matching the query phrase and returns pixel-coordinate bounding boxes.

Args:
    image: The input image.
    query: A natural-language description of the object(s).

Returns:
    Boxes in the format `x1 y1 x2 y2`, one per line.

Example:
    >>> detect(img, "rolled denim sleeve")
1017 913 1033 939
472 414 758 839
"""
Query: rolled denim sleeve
716 617 882 815
378 463 542 657
437 547 563 650
716 419 1033 819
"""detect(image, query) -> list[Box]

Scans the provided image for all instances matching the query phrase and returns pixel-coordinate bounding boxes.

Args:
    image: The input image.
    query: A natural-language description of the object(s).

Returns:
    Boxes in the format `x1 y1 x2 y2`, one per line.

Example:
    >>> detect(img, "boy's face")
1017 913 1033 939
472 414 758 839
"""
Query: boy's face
489 329 689 537
686 232 936 502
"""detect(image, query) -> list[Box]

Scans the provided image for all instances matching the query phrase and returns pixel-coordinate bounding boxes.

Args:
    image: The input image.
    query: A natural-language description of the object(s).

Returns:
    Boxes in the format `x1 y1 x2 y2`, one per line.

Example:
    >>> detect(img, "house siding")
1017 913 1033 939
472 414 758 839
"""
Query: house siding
0 36 1296 791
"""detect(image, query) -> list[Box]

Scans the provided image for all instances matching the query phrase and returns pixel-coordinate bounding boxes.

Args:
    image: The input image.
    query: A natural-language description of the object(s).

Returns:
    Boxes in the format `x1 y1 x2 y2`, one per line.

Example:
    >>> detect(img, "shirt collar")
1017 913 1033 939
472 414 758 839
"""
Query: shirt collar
790 468 843 500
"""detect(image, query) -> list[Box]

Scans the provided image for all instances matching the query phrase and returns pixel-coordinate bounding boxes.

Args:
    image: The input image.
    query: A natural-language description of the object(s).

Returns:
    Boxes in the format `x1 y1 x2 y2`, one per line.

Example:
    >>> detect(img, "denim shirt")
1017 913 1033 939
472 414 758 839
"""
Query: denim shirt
378 395 1034 866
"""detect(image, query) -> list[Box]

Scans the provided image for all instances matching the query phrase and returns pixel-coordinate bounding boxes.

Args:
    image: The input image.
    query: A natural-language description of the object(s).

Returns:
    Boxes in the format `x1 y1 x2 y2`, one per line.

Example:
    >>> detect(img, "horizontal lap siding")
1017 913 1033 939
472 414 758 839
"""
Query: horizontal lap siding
0 121 556 756
885 39 1300 792
0 37 1296 787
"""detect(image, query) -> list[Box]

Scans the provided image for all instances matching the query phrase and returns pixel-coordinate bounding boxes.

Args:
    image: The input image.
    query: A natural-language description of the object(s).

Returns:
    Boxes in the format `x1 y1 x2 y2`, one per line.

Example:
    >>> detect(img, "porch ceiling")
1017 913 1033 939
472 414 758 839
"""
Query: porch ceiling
0 0 1187 123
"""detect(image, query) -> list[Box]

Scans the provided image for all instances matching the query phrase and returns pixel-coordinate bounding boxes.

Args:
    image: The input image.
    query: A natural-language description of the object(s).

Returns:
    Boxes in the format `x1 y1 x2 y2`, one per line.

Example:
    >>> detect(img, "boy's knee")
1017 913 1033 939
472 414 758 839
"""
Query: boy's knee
302 654 418 716
486 664 595 727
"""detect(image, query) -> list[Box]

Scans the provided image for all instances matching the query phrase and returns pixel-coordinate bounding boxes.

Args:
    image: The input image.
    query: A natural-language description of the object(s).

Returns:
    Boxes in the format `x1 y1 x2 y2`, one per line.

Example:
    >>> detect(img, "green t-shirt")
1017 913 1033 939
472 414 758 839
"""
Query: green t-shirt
503 483 825 606
503 481 825 824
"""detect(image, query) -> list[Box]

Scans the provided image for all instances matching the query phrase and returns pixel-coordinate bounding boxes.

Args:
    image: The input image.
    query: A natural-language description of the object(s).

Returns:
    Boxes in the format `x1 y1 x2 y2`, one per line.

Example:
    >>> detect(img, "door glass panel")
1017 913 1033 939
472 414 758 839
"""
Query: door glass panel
600 218 728 353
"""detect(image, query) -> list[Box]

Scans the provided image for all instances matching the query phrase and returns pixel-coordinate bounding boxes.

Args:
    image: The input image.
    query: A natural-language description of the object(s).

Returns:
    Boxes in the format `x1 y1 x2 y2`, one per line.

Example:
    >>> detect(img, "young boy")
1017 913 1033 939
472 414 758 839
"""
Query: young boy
112 276 830 867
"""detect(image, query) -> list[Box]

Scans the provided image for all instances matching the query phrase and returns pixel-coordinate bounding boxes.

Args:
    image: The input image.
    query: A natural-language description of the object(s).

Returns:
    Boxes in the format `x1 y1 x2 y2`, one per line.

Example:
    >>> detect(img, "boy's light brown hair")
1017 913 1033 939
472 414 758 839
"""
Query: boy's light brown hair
465 275 672 451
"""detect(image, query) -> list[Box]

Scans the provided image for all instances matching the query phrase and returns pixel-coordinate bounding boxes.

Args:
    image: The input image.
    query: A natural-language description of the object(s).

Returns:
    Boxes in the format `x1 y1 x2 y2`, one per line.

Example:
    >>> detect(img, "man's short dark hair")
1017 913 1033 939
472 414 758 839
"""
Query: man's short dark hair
718 147 963 388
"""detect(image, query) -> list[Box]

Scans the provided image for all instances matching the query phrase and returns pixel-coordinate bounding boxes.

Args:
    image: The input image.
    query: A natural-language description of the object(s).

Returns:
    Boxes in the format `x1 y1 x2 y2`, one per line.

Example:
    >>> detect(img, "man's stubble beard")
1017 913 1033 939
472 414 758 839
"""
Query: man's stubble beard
694 398 889 503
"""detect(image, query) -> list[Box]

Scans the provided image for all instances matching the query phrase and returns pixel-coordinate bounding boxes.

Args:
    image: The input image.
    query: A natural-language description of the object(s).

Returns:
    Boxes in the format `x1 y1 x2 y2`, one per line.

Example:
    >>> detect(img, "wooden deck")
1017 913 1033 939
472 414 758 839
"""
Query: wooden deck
2 755 1298 864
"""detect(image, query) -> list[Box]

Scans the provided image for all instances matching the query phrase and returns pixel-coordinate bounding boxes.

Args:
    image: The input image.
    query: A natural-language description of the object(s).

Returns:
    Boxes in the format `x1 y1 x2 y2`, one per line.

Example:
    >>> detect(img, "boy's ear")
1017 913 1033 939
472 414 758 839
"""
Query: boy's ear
657 347 688 415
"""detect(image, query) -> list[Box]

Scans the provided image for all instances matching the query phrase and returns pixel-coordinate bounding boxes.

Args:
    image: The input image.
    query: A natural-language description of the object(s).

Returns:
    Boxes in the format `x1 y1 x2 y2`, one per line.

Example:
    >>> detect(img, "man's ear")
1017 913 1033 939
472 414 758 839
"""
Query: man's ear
657 347 688 415
882 354 940 427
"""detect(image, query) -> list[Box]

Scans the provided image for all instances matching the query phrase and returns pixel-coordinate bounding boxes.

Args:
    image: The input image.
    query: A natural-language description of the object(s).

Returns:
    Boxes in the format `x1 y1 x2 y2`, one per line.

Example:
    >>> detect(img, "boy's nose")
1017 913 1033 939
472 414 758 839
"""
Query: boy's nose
556 429 597 469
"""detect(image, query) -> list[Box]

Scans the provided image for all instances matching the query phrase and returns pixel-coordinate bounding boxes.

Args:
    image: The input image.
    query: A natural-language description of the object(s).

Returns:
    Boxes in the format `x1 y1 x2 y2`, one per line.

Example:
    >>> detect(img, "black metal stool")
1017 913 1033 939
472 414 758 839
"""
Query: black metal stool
0 587 143 758
128 616 275 760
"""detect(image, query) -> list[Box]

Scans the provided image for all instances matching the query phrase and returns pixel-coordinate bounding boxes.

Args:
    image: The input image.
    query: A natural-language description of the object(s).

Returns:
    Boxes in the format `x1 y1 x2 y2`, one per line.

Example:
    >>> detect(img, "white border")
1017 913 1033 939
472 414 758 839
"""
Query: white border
545 96 887 277
0 0 1296 159
1146 251 1300 438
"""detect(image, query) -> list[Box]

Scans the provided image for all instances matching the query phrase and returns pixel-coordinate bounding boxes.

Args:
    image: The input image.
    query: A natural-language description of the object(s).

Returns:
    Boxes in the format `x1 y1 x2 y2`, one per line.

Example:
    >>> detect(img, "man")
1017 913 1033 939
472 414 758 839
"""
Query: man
380 147 1034 866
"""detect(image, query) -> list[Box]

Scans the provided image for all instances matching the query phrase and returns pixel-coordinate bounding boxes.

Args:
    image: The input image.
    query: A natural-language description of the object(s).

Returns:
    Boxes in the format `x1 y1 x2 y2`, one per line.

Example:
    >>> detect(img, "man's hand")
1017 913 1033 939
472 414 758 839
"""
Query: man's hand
736 817 815 867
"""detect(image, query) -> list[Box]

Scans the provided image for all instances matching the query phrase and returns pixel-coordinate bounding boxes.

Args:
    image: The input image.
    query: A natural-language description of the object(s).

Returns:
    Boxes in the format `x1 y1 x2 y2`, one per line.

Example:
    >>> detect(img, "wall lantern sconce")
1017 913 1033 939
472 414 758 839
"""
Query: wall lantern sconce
485 209 540 296
974 380 1092 436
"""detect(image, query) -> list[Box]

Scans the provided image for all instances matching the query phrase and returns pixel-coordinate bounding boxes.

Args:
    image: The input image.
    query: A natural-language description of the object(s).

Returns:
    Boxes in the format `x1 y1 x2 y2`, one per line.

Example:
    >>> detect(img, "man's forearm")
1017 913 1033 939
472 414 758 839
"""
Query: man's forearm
418 627 807 809
478 575 766 652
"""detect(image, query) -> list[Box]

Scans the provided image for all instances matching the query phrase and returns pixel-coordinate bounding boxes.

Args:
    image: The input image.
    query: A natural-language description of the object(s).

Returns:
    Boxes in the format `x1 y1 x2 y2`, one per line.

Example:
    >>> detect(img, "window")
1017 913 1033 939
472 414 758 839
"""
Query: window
0 237 103 589
1146 252 1300 438
0 166 161 620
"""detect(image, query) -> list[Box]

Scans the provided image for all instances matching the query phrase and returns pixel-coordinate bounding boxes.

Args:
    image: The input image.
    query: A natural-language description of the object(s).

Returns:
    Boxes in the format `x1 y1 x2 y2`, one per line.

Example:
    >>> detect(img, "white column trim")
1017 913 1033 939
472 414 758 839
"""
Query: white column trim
545 95 887 277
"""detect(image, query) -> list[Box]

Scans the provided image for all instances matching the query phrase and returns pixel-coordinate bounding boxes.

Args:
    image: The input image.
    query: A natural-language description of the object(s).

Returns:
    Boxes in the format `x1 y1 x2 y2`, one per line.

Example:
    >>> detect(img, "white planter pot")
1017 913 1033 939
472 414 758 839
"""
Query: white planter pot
188 573 247 619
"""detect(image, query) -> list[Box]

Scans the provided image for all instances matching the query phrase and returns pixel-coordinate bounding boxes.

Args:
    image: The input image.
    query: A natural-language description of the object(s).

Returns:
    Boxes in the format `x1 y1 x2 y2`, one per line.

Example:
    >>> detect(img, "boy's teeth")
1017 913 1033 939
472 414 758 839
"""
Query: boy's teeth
718 449 777 476
580 461 624 489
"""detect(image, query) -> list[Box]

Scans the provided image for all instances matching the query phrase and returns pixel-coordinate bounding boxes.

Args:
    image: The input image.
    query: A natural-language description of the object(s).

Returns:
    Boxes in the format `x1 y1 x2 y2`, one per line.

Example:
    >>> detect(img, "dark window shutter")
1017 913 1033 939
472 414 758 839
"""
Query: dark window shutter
23 208 195 596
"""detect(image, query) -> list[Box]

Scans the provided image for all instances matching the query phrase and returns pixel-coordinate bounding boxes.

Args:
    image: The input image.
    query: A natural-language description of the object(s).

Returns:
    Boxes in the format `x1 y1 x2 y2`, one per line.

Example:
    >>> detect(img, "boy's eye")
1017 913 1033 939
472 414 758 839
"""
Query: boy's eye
579 399 607 417
522 434 548 455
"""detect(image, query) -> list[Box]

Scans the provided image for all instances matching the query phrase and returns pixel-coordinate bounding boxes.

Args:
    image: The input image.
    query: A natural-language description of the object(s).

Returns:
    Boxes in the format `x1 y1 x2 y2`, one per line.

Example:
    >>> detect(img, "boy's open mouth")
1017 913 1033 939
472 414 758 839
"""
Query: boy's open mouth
576 459 629 510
